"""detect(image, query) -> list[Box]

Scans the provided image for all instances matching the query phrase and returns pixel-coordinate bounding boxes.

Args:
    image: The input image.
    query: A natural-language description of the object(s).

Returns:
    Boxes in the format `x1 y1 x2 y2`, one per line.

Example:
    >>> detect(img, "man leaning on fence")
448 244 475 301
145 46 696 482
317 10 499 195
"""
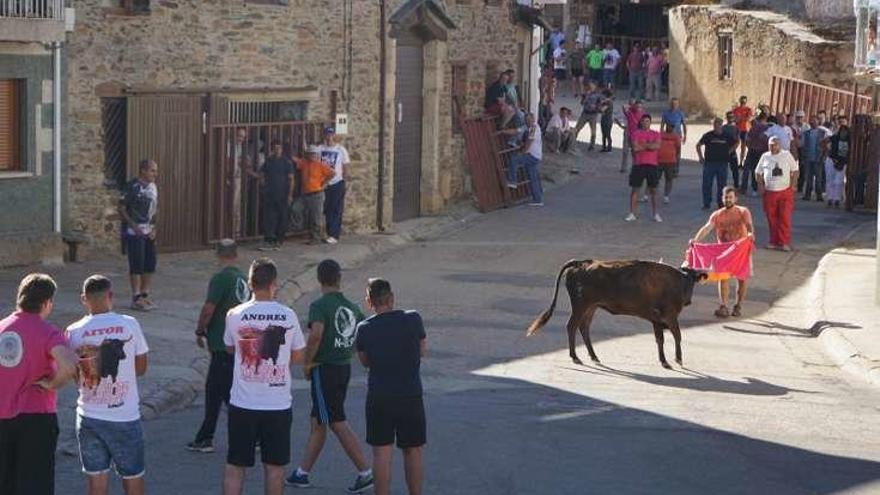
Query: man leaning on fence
506 112 544 207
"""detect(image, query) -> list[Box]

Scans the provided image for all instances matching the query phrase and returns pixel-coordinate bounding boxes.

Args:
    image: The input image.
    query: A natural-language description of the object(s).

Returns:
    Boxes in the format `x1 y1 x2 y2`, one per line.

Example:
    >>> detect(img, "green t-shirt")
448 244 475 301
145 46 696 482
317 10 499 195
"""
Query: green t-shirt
308 292 365 365
587 49 604 70
205 266 250 352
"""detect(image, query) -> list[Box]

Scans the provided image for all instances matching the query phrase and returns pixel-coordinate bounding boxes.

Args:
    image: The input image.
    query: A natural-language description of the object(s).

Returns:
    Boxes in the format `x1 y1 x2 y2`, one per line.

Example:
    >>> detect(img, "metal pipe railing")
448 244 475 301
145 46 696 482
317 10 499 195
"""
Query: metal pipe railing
0 0 64 20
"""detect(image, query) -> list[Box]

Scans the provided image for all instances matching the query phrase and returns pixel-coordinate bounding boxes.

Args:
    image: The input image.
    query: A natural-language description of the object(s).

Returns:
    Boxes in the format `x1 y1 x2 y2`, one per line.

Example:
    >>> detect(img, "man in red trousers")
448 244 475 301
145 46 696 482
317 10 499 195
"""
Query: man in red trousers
755 136 798 252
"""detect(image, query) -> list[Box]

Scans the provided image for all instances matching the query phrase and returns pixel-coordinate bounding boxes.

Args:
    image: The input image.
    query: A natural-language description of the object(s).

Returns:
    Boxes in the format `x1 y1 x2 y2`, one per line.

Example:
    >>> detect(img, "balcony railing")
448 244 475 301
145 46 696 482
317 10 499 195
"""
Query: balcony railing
0 0 64 20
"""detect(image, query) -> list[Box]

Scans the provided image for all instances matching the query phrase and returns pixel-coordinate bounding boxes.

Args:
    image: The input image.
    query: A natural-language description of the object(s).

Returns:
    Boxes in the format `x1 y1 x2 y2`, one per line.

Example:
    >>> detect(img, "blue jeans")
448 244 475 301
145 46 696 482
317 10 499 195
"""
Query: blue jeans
801 159 823 198
702 161 728 208
507 153 543 203
76 415 145 478
628 71 644 98
323 180 346 239
603 68 616 87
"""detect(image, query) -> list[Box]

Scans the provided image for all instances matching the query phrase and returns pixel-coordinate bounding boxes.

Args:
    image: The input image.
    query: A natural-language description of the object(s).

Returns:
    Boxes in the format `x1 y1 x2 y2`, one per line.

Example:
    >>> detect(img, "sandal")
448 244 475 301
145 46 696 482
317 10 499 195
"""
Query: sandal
714 305 730 318
731 304 742 317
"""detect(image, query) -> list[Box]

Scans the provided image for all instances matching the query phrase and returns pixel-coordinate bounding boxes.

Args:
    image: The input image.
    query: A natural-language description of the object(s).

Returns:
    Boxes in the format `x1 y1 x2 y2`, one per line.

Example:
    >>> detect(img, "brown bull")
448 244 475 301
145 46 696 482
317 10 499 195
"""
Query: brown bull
526 259 708 368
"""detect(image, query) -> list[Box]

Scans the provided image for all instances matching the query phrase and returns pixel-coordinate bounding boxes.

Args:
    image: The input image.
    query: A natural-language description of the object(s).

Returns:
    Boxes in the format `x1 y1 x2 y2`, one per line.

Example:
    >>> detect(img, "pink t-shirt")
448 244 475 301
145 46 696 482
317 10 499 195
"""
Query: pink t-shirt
647 54 665 75
624 108 645 138
630 129 661 166
0 312 67 419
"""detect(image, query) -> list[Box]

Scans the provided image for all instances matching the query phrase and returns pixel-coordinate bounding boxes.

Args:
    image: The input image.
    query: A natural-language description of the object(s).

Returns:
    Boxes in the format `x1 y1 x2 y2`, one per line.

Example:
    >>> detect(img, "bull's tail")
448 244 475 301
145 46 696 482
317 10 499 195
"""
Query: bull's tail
526 259 591 337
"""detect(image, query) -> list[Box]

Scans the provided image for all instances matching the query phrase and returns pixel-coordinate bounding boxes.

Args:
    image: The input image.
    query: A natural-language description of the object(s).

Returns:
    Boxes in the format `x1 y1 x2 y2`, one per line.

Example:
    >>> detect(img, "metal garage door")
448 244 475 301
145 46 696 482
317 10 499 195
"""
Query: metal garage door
392 32 424 222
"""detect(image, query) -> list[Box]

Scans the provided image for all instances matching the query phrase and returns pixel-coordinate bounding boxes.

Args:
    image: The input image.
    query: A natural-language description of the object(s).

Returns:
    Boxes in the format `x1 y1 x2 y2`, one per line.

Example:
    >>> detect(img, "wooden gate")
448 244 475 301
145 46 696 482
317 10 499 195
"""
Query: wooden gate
127 95 206 251
461 116 530 212
769 75 871 120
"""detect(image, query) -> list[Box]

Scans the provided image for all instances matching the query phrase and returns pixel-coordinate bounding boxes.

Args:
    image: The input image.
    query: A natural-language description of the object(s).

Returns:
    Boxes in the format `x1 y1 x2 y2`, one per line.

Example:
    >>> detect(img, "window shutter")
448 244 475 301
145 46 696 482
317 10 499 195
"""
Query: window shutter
0 80 20 172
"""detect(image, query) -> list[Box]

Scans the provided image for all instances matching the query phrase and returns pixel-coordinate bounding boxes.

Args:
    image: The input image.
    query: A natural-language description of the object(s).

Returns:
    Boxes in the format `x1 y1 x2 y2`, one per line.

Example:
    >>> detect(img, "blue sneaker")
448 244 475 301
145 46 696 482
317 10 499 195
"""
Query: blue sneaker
348 473 374 493
285 470 311 488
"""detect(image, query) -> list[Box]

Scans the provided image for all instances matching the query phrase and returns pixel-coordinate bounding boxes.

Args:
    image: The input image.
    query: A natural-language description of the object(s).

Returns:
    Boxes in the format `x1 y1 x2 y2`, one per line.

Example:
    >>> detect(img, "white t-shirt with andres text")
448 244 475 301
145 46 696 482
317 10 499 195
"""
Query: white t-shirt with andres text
317 144 350 186
66 312 149 422
224 300 305 411
603 48 621 69
756 150 799 192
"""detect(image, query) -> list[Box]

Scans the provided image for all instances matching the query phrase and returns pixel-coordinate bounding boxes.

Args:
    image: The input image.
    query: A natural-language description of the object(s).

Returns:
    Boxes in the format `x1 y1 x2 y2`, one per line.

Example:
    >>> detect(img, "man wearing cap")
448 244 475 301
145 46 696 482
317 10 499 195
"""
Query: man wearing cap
755 136 798 251
317 128 351 245
187 239 251 453
296 146 336 244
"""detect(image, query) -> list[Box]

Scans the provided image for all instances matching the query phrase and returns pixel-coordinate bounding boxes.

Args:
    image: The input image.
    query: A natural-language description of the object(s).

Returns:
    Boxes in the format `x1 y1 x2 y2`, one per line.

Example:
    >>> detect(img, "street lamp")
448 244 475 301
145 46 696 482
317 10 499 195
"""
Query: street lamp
853 0 880 304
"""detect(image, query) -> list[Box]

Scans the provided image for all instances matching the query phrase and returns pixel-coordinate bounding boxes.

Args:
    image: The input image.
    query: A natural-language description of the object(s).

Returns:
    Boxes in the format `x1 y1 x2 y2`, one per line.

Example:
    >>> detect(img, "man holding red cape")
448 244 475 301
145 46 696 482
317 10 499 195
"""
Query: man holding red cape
688 186 755 318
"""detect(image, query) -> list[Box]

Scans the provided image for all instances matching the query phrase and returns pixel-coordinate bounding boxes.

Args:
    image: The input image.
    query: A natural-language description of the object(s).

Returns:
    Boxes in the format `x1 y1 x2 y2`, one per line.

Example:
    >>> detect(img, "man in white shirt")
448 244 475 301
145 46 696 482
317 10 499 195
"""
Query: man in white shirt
764 115 793 152
66 275 149 495
223 258 307 495
545 107 574 153
317 127 350 245
505 112 544 207
602 42 621 89
755 136 799 251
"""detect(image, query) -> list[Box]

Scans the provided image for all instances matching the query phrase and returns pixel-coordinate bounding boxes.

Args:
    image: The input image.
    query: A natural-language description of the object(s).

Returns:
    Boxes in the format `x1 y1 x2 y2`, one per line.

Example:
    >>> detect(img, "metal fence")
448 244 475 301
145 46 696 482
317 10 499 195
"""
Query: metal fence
208 121 327 243
461 116 531 212
769 75 872 120
846 114 878 211
0 0 64 19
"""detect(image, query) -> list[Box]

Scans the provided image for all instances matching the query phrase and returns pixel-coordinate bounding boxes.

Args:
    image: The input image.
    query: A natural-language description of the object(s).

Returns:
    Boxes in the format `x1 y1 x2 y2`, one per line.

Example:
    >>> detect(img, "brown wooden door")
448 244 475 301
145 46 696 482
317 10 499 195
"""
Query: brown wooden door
127 95 206 251
393 32 424 222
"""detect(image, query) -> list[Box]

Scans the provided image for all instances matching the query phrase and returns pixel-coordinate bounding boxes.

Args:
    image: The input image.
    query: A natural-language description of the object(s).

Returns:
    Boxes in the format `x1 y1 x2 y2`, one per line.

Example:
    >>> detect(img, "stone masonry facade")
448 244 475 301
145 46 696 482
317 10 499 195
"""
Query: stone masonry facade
669 5 857 118
66 0 527 254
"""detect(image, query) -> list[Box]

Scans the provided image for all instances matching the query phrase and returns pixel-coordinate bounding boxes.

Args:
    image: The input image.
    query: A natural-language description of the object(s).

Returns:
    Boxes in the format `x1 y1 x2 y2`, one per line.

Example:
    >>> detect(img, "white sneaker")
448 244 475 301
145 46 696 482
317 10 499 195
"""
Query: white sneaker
654 213 663 223
638 195 648 203
326 237 338 245
624 213 637 222
663 196 670 204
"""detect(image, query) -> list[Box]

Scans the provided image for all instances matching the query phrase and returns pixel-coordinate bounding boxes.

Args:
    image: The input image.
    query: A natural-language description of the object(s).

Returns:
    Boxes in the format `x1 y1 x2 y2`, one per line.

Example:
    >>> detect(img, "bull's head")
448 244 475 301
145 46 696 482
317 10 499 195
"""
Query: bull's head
679 267 709 307
101 336 132 359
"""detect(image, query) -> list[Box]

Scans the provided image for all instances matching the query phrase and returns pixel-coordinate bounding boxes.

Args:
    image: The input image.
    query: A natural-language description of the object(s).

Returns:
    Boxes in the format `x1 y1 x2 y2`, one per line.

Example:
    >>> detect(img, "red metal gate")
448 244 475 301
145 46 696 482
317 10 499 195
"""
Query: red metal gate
769 75 871 120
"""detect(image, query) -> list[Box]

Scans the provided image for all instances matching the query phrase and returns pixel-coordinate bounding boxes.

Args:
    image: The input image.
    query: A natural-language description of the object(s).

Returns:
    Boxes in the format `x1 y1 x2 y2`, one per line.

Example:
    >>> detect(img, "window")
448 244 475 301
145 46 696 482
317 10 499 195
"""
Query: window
120 0 150 14
452 63 468 133
0 80 22 172
718 31 733 81
228 101 308 123
101 98 127 188
244 0 289 5
485 0 502 6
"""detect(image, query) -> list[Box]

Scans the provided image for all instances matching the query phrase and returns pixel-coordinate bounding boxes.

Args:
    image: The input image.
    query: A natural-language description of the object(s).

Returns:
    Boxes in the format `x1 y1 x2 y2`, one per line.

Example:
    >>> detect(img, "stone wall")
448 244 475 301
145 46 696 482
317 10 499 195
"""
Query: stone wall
669 5 857 118
720 0 854 21
66 0 528 253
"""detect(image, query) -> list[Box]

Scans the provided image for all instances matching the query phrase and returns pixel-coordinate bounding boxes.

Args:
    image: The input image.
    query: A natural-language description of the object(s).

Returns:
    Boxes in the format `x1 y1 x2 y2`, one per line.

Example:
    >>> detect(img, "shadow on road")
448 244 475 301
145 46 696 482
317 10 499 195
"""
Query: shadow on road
723 319 862 339
559 363 817 397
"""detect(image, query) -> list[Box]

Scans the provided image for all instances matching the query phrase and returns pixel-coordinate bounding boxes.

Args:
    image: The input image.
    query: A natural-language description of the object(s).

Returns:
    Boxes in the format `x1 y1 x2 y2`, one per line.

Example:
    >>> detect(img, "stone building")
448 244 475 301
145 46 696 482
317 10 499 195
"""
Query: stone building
64 0 539 254
0 2 69 265
670 1 859 117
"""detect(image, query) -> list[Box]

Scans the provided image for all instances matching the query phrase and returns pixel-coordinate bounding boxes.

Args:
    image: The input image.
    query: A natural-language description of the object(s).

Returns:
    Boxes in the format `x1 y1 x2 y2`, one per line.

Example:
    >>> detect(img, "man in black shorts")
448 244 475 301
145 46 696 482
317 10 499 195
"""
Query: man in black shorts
355 278 427 495
222 258 306 495
286 259 373 493
625 114 663 223
119 159 159 311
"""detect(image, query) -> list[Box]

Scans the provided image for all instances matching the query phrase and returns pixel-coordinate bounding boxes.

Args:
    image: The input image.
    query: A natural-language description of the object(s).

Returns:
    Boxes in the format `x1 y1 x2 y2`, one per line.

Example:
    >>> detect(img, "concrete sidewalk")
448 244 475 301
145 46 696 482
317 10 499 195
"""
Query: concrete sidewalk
808 221 880 388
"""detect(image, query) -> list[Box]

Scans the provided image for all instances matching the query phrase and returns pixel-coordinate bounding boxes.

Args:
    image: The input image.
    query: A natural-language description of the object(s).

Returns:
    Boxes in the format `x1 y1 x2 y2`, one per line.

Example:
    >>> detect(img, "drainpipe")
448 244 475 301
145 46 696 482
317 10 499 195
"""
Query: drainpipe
376 0 387 232
53 41 62 234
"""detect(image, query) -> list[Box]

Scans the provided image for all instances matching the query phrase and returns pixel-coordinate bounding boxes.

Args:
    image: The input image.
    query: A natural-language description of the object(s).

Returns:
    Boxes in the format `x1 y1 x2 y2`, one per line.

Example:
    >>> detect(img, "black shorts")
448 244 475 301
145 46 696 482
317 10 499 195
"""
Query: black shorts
739 131 748 141
227 405 291 467
659 163 677 179
629 165 660 188
310 363 351 425
366 396 426 449
126 236 157 275
0 413 58 495
571 68 584 78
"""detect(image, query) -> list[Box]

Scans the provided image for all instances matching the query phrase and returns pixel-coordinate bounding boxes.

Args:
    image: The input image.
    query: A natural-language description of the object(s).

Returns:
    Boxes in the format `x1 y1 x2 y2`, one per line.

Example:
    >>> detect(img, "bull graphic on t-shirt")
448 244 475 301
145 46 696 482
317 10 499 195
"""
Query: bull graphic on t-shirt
76 336 132 391
238 325 288 375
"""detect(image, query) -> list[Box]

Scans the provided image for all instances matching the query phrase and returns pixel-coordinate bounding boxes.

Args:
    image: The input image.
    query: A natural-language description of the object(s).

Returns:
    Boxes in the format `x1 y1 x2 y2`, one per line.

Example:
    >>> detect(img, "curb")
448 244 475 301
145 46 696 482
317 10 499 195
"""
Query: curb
808 250 880 389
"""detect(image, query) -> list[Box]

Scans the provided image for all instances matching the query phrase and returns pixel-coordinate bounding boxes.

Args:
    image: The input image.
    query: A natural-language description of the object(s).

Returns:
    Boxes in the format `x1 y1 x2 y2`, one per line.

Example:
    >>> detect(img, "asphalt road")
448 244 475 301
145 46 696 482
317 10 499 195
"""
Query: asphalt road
55 137 880 494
